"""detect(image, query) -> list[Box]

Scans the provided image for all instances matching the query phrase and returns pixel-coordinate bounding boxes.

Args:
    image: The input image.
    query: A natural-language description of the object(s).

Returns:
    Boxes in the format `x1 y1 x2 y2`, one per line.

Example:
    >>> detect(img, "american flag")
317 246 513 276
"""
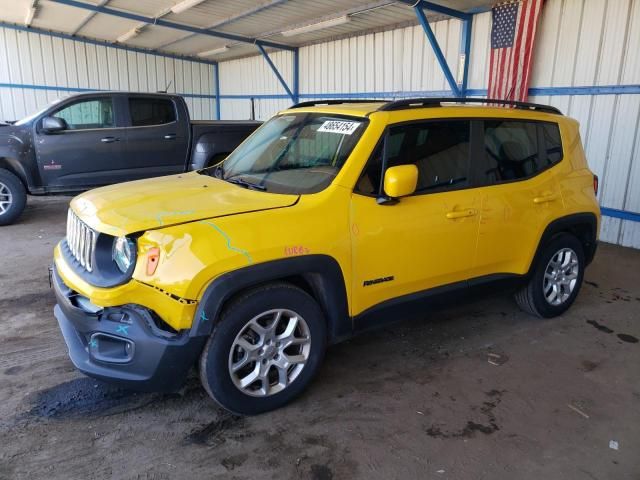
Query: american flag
487 0 544 102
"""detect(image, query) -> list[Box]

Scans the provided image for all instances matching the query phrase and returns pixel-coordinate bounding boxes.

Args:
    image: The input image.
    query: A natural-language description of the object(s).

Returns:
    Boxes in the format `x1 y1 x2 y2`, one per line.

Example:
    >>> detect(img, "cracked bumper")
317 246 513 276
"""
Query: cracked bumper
52 266 206 392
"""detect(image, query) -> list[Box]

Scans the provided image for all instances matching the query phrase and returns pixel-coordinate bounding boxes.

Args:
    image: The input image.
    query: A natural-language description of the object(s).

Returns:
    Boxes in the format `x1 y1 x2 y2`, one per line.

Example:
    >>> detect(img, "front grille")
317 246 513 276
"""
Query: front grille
66 209 97 272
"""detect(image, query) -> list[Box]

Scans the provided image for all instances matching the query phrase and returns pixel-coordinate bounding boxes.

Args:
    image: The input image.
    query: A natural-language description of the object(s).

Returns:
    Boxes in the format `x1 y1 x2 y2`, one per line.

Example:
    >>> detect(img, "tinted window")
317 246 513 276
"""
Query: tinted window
357 120 470 195
129 98 176 126
481 120 539 183
54 98 114 130
541 122 563 165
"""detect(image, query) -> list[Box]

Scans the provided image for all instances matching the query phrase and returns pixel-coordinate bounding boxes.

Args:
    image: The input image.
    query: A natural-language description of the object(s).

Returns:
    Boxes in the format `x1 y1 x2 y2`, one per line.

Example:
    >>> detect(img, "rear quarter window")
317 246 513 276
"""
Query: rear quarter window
478 120 563 186
541 122 563 165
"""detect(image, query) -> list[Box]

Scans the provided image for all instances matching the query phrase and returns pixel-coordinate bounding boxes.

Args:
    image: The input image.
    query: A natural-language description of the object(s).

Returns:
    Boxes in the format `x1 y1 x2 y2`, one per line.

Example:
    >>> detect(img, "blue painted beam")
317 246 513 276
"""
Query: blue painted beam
528 85 640 96
156 0 288 50
214 63 221 120
399 0 470 20
600 207 640 223
0 22 217 65
459 17 473 97
414 6 462 97
49 0 296 52
256 43 294 102
292 48 300 104
6 83 640 100
0 82 216 99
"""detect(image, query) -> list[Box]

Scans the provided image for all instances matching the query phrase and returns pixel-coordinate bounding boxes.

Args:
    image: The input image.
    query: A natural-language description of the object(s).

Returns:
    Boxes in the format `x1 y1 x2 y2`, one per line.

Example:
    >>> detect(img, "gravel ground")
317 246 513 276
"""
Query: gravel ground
0 196 639 480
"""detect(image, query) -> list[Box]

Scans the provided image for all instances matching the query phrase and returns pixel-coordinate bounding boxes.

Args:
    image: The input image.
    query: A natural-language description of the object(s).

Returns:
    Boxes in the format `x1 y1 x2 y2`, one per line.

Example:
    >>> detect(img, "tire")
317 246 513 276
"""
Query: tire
199 282 327 415
515 233 585 318
0 168 27 226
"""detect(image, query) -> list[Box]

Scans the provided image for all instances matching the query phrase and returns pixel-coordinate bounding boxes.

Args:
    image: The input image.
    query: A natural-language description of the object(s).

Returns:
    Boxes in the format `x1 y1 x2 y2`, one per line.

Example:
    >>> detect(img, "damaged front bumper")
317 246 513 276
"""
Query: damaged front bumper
52 266 205 392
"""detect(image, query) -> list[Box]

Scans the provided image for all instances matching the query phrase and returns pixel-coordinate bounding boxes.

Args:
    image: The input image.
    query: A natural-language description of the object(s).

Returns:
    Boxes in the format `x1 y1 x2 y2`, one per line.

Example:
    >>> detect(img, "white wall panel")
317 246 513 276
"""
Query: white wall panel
0 27 216 121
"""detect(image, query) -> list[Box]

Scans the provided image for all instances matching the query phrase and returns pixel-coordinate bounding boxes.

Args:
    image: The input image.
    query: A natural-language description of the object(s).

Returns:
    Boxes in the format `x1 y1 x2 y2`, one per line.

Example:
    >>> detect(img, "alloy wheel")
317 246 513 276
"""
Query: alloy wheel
543 247 579 306
228 308 311 397
0 181 12 215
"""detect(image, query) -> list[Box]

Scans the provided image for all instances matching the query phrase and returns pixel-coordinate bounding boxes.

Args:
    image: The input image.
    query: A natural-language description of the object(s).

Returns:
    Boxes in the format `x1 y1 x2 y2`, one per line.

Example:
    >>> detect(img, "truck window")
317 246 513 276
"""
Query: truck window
53 98 114 130
129 98 176 127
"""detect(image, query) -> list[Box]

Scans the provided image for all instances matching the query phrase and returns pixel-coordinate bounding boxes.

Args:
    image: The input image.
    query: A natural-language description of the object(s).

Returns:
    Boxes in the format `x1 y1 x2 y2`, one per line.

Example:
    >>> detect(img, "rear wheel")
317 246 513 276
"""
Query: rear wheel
199 283 327 415
515 233 585 318
0 169 27 226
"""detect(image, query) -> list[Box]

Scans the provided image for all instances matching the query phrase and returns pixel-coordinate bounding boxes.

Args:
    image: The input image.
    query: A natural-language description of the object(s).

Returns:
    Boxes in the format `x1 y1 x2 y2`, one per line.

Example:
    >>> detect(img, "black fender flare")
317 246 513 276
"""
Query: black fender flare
528 212 599 275
191 255 352 344
0 156 34 190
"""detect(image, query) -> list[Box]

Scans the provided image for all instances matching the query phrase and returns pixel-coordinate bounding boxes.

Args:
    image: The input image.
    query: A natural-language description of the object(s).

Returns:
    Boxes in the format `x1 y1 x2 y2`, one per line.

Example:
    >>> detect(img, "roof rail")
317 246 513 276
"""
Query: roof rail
289 99 385 109
377 97 562 115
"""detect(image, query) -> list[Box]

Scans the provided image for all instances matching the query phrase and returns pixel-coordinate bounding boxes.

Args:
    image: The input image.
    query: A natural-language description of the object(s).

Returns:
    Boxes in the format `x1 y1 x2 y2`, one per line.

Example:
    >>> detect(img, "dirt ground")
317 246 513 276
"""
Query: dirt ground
0 196 639 480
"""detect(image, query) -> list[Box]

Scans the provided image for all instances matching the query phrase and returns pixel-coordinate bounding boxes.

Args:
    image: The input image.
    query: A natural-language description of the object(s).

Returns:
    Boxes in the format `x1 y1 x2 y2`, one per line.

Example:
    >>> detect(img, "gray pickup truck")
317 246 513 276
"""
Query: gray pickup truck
0 92 261 225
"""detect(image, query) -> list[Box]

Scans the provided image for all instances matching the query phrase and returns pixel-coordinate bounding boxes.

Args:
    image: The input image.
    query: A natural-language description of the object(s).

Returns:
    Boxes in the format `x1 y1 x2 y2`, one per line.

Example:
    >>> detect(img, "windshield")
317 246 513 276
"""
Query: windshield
14 97 65 126
215 113 368 194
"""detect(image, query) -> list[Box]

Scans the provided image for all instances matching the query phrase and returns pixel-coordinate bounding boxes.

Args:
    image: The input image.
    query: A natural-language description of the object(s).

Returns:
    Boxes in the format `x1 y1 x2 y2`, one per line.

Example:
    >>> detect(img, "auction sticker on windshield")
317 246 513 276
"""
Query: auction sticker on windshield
317 120 361 135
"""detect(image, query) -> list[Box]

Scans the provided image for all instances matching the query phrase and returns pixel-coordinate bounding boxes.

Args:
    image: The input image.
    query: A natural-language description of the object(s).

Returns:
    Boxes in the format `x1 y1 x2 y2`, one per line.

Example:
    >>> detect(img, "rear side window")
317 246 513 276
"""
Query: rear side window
480 120 540 183
129 98 176 126
357 120 471 195
541 122 563 166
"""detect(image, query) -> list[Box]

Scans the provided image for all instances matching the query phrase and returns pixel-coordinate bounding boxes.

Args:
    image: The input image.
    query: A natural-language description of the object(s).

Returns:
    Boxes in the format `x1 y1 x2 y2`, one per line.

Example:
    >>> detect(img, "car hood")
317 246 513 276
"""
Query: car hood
70 172 299 236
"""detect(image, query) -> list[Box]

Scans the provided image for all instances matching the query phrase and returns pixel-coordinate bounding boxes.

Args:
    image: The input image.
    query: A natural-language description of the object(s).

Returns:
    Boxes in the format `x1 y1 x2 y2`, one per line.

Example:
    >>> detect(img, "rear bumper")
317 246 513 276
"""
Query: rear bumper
52 266 205 392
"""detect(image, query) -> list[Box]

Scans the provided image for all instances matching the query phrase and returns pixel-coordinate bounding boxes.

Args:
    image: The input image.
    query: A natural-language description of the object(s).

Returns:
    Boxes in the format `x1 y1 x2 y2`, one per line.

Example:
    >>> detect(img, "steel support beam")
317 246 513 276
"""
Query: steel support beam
413 5 462 97
292 48 300 104
459 16 472 96
49 0 295 51
256 44 295 102
214 63 221 120
400 0 470 21
156 0 288 50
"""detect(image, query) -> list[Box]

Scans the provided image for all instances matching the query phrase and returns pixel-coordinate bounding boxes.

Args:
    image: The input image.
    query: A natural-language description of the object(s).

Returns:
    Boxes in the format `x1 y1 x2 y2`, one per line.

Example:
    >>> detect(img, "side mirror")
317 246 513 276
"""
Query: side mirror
383 165 418 199
42 116 67 133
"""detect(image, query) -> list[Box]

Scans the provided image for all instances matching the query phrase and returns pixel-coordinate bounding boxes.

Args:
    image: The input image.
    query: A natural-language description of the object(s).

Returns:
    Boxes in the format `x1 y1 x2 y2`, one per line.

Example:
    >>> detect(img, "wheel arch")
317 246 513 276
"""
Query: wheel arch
528 212 598 276
192 255 351 344
0 158 30 189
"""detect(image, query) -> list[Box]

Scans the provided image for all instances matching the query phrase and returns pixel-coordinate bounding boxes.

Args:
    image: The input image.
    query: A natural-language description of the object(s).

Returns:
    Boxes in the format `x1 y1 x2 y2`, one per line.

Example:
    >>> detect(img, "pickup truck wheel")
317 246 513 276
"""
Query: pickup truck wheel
199 283 327 415
515 233 585 318
0 169 27 226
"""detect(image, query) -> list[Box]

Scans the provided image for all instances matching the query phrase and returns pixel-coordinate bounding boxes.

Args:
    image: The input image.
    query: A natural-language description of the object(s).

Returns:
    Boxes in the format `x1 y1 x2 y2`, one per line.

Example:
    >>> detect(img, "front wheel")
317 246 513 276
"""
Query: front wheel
515 233 585 318
199 283 327 415
0 169 27 226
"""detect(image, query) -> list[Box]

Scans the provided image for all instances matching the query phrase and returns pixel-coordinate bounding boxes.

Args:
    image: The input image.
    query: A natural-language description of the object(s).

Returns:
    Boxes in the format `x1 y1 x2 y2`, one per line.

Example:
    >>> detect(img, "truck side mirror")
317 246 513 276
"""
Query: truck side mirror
383 165 418 199
42 116 68 133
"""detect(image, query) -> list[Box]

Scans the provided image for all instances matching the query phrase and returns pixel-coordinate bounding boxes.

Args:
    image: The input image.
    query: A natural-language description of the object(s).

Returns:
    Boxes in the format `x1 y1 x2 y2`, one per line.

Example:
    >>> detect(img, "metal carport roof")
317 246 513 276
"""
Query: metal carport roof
1 0 493 62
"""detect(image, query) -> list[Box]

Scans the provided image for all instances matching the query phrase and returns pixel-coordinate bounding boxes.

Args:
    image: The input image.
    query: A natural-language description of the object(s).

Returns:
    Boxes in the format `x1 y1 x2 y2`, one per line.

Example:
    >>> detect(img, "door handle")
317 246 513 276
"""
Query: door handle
100 136 119 143
446 208 477 219
533 192 558 204
163 133 176 140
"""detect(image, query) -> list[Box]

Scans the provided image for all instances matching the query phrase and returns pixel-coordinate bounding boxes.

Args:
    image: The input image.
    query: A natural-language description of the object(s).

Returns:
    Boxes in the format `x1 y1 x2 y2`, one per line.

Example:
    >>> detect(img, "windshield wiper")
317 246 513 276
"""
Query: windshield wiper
226 177 267 191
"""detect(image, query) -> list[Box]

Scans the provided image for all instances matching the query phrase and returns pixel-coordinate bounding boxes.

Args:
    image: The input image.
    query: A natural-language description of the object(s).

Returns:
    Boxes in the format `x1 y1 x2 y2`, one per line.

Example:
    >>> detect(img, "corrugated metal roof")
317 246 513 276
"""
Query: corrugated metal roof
0 0 492 61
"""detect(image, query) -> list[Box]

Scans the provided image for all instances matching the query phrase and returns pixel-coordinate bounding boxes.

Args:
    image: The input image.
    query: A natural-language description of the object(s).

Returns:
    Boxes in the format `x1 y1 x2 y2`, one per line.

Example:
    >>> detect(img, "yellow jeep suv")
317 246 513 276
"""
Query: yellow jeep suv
52 98 600 414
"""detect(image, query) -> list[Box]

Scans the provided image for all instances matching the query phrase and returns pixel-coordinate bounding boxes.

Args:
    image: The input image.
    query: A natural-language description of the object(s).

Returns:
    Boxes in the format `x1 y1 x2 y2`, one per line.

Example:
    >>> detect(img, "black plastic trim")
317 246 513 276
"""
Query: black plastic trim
193 255 351 344
529 212 599 270
378 97 563 115
52 265 204 392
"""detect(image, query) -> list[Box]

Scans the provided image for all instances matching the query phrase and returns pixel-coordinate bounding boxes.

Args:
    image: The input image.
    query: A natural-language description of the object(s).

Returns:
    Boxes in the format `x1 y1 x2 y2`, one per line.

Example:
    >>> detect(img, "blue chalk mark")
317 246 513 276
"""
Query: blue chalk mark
200 311 209 323
89 339 98 348
200 221 253 264
116 325 129 335
156 210 195 226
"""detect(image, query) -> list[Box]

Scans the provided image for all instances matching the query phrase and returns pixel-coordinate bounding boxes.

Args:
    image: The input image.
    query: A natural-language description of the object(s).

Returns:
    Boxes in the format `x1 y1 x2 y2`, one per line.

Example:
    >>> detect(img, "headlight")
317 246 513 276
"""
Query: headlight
112 236 136 273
